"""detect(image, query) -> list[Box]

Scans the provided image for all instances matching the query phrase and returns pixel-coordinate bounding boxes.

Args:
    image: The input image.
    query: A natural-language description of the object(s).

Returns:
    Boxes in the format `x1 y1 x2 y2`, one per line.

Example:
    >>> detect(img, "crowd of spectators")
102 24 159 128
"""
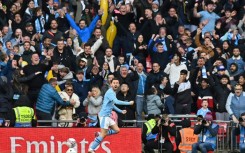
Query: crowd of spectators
0 0 244 132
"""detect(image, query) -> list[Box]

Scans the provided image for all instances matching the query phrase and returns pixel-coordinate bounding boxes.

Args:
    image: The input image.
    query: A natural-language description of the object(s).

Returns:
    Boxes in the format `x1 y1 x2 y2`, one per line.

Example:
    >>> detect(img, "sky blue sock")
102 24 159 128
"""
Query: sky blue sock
107 129 117 135
90 136 103 150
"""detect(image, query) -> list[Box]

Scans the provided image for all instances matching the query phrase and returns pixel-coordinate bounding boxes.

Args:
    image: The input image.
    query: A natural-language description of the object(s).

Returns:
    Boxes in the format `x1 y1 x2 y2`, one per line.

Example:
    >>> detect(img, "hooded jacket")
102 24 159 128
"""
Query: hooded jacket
146 94 163 115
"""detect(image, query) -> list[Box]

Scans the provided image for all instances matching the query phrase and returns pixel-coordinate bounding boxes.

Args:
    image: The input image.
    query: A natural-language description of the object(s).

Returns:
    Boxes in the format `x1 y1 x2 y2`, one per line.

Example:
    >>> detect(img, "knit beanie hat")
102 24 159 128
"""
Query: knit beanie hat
204 112 213 121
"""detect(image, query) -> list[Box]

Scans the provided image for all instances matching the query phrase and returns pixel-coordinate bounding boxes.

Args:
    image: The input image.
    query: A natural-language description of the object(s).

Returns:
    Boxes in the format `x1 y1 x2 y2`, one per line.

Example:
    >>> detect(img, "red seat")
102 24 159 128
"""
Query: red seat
208 151 214 153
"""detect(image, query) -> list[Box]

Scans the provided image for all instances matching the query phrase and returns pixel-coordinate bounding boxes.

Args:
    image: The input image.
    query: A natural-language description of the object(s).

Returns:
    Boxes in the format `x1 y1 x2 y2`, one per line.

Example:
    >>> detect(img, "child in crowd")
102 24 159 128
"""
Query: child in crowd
197 99 211 118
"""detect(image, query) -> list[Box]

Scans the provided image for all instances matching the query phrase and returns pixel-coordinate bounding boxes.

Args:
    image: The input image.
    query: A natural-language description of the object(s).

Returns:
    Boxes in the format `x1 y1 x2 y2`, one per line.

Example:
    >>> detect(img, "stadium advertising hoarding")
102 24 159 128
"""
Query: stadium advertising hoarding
0 128 141 153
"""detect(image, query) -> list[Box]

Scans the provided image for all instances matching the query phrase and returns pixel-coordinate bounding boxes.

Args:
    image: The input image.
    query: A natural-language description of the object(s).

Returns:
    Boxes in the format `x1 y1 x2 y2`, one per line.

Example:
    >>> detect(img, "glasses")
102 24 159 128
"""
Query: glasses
235 88 242 91
67 89 73 91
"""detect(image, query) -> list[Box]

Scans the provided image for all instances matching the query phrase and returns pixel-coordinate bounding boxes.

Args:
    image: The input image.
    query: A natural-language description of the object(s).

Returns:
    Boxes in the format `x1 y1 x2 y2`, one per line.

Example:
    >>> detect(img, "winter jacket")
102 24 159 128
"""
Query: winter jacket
58 91 80 127
23 63 51 90
146 94 163 115
36 83 70 114
65 13 100 43
52 47 76 71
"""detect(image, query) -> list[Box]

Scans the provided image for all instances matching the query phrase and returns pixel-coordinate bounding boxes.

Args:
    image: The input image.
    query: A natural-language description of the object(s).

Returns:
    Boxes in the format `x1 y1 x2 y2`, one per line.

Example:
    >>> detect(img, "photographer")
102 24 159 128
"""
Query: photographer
142 114 160 149
234 112 245 152
74 112 90 128
192 112 219 153
144 114 176 153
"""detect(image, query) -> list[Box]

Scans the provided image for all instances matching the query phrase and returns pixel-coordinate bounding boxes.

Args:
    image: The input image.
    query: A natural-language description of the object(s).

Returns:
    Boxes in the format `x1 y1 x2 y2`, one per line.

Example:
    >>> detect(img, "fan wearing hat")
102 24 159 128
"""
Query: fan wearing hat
192 112 219 153
77 58 90 81
193 0 220 34
152 1 159 16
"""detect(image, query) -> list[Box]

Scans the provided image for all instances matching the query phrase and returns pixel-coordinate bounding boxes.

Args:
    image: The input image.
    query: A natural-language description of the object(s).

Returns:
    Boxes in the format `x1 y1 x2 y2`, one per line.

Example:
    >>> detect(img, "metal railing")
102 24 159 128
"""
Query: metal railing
19 115 241 152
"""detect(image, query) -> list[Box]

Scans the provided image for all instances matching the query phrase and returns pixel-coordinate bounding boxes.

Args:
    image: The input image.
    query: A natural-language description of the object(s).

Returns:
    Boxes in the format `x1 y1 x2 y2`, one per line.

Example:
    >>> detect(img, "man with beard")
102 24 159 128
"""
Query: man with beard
87 28 109 66
43 19 63 45
12 13 25 33
22 41 35 64
76 43 95 68
10 28 23 46
227 48 245 75
214 75 232 121
23 22 35 39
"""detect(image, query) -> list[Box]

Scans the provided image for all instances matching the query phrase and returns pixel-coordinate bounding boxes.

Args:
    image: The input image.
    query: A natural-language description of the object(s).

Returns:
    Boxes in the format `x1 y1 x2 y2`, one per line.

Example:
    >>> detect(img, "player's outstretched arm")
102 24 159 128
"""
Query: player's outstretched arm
113 105 124 114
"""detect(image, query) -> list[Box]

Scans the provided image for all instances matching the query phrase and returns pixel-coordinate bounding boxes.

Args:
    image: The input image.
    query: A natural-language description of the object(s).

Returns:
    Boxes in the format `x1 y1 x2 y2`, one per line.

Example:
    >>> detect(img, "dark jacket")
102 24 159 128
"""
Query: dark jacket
87 37 109 66
86 73 103 89
116 91 135 122
42 30 63 45
146 70 167 90
115 20 149 54
22 50 33 65
214 84 232 112
72 79 90 113
52 47 76 71
113 12 135 37
114 70 139 96
173 80 193 105
148 39 175 70
152 120 176 143
0 76 13 114
23 63 50 90
132 42 148 67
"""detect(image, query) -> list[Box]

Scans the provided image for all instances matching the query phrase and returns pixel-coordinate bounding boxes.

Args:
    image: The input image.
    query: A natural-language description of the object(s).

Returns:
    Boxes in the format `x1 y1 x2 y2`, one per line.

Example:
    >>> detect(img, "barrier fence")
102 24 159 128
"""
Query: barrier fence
0 128 141 153
1 115 243 152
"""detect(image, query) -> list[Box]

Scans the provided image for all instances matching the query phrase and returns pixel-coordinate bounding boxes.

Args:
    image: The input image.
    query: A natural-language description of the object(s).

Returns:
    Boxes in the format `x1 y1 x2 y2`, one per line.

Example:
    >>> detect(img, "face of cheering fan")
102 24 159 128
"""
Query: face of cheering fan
66 86 74 97
31 53 40 65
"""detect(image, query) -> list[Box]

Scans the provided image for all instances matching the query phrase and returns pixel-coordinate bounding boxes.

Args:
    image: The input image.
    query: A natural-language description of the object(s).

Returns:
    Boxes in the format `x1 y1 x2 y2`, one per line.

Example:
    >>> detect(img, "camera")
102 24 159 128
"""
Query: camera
72 114 79 120
161 118 166 124
202 120 207 125
239 117 244 123
197 115 203 122
80 117 86 123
